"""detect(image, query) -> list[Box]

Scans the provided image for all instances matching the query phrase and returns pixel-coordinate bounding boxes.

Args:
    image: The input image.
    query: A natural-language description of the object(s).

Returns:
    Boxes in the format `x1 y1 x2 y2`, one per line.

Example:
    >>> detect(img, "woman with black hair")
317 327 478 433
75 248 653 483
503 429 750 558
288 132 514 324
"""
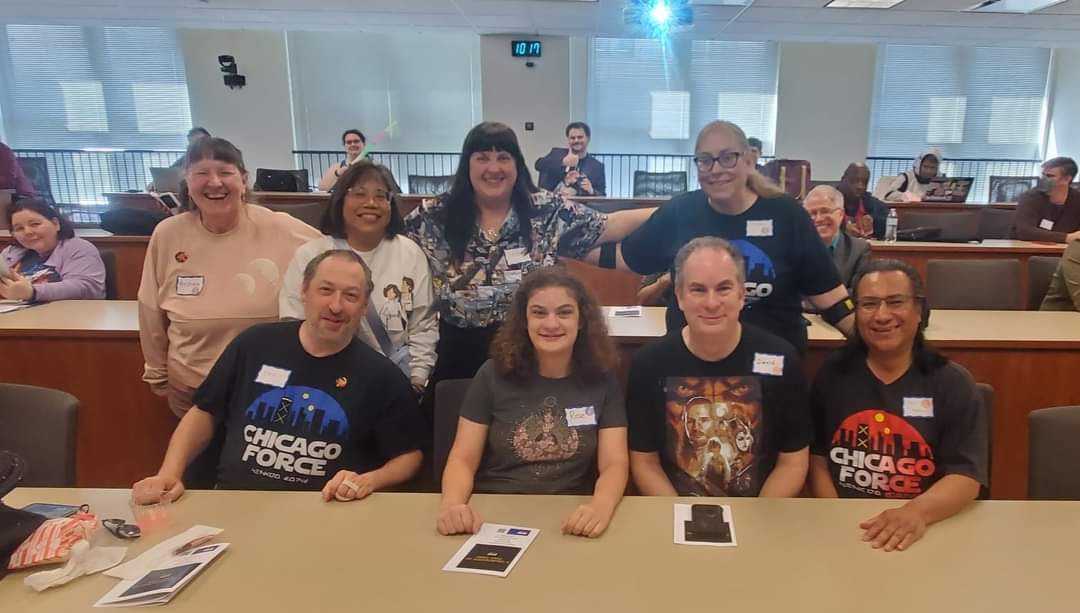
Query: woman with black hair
281 160 437 393
405 121 650 385
808 259 987 553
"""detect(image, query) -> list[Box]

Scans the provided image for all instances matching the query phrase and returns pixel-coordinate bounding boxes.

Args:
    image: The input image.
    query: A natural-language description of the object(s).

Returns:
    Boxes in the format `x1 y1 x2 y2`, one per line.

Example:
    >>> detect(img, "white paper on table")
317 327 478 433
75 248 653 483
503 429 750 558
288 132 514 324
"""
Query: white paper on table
0 300 29 314
94 542 229 608
673 503 737 548
442 523 539 578
105 525 223 580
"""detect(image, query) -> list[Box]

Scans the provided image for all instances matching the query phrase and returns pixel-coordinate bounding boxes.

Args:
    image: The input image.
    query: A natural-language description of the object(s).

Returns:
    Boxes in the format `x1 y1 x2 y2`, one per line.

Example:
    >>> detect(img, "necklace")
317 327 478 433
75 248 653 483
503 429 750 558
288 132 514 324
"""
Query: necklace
480 225 500 241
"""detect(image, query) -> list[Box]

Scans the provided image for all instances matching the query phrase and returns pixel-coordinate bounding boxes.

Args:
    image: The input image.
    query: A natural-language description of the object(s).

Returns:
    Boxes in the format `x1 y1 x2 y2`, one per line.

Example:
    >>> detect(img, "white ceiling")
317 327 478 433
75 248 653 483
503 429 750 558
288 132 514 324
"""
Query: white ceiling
2 0 1080 47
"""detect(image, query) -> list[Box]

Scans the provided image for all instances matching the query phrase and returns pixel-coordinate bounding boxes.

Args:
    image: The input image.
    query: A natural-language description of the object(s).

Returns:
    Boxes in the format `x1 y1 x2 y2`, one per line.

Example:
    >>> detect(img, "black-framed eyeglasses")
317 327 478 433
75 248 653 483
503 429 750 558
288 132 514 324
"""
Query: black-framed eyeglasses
345 188 391 205
103 518 141 540
693 152 742 172
856 295 922 312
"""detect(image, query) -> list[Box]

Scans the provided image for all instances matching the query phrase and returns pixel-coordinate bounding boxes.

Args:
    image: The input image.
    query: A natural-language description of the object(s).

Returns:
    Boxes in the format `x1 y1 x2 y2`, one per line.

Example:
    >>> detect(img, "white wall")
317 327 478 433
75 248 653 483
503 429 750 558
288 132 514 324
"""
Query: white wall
1046 48 1080 160
179 30 295 173
480 35 572 171
775 42 877 181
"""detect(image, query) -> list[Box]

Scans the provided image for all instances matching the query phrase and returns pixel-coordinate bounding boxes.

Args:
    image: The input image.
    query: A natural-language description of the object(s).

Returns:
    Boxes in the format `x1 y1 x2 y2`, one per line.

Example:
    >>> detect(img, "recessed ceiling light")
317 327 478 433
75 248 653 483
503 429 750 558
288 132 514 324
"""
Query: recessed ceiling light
825 0 906 8
966 0 1067 13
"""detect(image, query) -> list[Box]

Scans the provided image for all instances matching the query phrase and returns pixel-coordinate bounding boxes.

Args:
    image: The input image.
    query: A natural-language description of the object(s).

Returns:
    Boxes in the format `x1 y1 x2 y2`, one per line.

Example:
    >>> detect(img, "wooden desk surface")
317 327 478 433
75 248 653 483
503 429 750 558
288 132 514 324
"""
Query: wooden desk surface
7 302 1079 349
2 488 1076 612
871 239 1066 255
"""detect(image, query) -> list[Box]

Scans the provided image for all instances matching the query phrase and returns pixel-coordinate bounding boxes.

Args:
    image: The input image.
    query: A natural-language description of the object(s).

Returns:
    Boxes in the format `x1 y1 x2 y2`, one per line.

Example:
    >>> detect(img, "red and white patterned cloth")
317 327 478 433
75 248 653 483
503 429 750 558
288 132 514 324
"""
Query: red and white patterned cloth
8 512 98 570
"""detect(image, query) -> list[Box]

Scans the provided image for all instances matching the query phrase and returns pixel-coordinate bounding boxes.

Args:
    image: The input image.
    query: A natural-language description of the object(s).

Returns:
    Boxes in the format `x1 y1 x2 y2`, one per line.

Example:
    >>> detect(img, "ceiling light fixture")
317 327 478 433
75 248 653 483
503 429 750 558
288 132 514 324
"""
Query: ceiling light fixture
966 0 1067 14
825 0 906 8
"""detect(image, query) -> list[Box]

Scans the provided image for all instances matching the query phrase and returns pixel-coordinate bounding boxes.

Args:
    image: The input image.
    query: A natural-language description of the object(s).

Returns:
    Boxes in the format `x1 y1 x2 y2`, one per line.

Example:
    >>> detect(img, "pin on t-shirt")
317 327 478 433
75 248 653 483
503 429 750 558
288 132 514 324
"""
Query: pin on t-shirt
746 220 774 237
751 353 784 376
1039 219 1055 231
903 397 934 418
565 406 597 427
254 365 291 388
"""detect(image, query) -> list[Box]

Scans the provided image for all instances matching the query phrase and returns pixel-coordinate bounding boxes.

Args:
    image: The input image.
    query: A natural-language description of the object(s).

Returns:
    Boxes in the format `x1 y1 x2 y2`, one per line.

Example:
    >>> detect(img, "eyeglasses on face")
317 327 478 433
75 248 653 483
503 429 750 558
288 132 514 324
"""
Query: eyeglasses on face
345 188 391 205
693 151 742 172
856 295 921 312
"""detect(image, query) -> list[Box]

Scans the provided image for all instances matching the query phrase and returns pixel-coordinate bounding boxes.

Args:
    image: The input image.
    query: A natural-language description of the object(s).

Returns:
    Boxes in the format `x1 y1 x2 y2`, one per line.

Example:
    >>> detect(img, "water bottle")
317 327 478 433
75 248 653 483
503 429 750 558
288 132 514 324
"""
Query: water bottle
885 208 899 243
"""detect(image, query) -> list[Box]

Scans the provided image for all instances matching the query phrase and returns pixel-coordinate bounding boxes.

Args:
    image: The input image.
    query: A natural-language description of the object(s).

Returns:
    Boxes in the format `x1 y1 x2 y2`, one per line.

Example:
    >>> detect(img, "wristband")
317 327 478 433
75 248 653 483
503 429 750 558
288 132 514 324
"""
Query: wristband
822 296 855 326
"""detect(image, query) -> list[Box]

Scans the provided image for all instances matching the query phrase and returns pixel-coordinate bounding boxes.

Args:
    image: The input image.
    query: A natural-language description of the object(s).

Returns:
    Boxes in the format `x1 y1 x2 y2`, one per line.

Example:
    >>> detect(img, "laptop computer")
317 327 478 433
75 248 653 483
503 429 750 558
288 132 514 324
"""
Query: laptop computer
149 167 183 194
922 177 974 203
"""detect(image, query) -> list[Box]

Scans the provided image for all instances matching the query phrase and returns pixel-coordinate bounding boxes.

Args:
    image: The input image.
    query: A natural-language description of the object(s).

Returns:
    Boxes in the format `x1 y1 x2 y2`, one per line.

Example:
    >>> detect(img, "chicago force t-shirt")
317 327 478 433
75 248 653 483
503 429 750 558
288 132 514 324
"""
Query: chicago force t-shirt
193 321 424 491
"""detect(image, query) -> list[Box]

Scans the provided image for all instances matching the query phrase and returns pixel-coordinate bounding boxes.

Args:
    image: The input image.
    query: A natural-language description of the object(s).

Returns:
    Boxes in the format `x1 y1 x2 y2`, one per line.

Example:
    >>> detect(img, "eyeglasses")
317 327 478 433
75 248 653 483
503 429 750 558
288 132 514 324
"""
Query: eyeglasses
856 295 921 312
693 152 742 172
345 189 391 205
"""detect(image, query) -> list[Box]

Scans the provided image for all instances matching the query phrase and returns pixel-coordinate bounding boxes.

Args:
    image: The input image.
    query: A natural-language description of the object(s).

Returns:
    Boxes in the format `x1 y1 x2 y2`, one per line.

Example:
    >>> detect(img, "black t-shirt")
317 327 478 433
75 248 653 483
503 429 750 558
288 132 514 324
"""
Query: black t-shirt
193 321 424 491
626 325 812 497
620 190 841 353
810 355 988 499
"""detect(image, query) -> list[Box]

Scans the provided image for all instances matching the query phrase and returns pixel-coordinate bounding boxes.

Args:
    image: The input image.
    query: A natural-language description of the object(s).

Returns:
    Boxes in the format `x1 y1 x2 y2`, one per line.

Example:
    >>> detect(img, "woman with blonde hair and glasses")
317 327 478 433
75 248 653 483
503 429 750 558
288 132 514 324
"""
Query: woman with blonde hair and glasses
621 121 855 354
437 267 628 539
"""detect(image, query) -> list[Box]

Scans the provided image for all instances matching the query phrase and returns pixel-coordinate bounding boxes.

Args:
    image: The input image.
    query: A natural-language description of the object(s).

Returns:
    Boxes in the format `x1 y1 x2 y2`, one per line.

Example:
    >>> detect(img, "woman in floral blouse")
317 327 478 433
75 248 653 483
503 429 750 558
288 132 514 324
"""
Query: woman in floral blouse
405 121 650 390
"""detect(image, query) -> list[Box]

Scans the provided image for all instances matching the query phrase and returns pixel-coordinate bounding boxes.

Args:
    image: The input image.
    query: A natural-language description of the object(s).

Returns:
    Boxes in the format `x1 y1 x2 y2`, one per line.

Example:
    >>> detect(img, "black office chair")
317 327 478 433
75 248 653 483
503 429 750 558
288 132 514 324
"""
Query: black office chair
433 379 473 484
99 249 118 300
1028 405 1080 500
261 201 327 230
987 176 1037 203
977 207 1016 240
407 175 454 196
254 168 310 193
15 157 55 204
0 383 78 486
926 259 1023 310
976 383 994 500
632 171 687 198
898 211 981 243
1027 256 1061 310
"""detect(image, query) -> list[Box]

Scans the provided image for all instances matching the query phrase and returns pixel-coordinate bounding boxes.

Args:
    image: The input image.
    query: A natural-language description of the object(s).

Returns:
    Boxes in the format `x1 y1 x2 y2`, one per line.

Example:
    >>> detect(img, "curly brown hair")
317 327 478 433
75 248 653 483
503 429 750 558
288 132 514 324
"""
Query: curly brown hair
490 267 618 383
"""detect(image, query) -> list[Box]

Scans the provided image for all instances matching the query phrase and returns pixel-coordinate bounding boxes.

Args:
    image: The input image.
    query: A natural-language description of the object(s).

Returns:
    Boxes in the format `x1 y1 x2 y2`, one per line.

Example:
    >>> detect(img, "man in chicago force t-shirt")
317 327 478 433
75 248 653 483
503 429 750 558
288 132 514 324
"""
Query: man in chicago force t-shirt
809 259 987 552
133 250 424 504
627 237 812 498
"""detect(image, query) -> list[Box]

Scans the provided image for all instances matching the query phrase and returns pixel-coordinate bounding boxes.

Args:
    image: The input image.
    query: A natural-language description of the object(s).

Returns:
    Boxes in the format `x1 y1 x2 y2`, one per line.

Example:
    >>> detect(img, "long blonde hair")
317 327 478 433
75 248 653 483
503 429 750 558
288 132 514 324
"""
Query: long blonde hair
696 121 786 199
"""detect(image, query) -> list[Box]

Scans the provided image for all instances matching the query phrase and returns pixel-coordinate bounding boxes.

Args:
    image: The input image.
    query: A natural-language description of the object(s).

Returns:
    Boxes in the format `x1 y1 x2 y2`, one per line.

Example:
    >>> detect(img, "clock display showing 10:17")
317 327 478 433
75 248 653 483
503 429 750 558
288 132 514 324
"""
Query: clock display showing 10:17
512 40 542 58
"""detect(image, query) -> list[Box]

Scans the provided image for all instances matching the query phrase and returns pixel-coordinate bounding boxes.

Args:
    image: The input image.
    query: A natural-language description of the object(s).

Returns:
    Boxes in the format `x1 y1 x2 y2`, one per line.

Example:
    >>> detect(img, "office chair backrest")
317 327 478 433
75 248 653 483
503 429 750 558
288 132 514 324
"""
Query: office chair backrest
926 258 1023 310
898 211 981 243
407 175 454 196
633 171 687 198
976 382 994 499
978 207 1016 240
1028 405 1080 500
987 176 1037 203
0 383 78 486
433 379 473 485
1027 256 1061 310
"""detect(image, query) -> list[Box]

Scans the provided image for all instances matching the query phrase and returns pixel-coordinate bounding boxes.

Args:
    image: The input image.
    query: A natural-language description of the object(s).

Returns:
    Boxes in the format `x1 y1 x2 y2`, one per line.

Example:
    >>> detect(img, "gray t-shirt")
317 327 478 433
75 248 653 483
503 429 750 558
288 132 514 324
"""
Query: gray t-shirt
461 360 627 495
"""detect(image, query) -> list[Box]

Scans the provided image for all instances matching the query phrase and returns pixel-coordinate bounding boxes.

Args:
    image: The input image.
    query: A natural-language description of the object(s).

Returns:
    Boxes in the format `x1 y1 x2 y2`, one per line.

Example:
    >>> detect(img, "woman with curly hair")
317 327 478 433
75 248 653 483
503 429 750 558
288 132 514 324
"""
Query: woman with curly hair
437 267 628 539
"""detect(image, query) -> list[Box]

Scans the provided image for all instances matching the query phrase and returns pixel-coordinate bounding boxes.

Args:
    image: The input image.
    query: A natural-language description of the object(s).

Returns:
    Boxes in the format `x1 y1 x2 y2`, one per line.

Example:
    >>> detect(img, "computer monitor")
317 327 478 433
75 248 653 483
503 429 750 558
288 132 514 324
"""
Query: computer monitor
254 168 310 193
149 167 183 194
922 177 974 203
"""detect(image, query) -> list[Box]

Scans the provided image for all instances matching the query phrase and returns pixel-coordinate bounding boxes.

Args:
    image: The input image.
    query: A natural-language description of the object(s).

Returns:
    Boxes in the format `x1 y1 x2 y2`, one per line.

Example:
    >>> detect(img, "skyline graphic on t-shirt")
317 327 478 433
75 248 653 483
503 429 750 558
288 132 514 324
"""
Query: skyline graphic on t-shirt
245 386 350 438
730 240 775 302
664 376 762 497
829 410 937 498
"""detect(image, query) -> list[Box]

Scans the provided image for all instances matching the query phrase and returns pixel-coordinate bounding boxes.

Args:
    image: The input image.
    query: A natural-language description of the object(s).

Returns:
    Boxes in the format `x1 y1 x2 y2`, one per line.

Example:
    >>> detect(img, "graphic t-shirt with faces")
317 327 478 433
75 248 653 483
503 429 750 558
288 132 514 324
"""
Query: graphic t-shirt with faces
460 360 627 495
193 321 424 491
810 356 988 499
626 325 812 497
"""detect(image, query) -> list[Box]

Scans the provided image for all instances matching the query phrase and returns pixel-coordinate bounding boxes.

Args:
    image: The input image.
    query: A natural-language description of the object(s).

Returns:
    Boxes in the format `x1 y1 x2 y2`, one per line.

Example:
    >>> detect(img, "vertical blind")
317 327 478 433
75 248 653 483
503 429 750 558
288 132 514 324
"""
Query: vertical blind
287 31 482 153
0 25 193 150
869 44 1051 160
587 38 778 154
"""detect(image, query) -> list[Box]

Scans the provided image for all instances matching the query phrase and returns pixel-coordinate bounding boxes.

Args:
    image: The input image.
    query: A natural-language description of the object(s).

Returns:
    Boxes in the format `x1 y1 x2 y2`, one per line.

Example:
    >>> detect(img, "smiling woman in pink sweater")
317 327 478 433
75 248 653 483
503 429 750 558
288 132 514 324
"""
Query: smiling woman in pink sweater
138 137 319 418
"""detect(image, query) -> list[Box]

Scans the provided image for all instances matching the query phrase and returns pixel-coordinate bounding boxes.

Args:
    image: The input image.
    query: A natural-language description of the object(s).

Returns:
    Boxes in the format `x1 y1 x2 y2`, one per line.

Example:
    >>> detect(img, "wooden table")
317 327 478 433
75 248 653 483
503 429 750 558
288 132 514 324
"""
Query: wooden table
0 302 174 488
2 488 1077 612
0 229 148 301
606 306 1080 500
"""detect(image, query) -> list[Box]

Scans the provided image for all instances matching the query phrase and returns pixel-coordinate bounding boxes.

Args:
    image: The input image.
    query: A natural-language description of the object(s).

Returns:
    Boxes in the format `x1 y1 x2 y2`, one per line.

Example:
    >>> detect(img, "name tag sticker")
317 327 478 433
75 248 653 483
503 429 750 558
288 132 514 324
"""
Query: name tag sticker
504 247 531 267
746 220 774 237
175 275 204 296
1039 219 1055 231
255 365 291 388
752 353 784 376
565 406 597 427
903 397 934 418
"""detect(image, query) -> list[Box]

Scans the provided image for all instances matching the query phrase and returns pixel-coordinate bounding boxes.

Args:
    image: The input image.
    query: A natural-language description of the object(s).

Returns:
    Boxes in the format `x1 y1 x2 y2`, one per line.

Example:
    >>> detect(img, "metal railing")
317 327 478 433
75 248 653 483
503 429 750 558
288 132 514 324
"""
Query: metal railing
13 149 183 206
866 157 1041 203
14 149 1044 208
